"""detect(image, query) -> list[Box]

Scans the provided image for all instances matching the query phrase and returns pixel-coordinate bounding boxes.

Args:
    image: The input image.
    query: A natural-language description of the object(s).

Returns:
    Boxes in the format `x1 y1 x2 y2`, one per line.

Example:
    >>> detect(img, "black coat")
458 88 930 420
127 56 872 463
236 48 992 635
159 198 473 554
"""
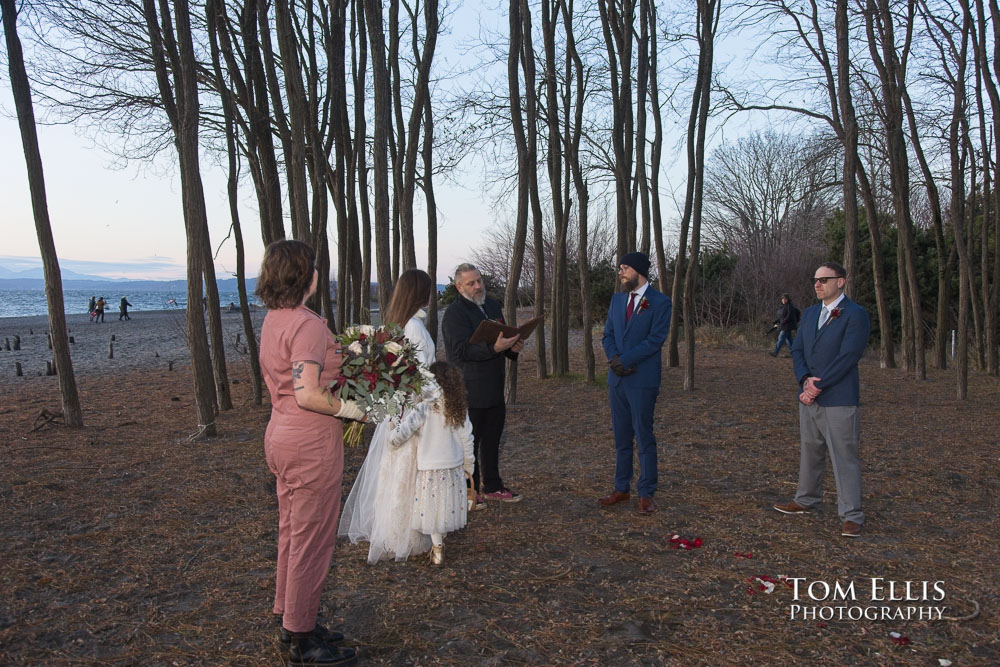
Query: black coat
441 295 518 409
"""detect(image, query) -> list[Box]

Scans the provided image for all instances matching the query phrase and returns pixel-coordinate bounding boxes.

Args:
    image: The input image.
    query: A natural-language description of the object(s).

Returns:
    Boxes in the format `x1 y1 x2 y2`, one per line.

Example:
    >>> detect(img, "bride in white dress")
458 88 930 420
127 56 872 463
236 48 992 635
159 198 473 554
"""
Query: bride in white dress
339 269 438 563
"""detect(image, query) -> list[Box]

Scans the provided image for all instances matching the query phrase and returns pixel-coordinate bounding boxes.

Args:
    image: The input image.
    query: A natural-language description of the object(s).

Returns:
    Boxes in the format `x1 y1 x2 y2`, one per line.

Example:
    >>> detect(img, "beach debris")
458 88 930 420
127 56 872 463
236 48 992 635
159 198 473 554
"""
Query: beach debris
69 336 75 344
31 408 63 432
47 333 52 350
108 341 114 359
889 632 910 646
45 361 56 376
15 362 23 377
13 335 20 350
4 337 9 351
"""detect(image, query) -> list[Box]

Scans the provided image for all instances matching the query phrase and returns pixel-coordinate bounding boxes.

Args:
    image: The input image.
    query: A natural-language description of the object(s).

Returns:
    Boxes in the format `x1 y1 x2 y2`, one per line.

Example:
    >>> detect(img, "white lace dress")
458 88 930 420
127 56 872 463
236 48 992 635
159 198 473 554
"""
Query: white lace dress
338 311 436 564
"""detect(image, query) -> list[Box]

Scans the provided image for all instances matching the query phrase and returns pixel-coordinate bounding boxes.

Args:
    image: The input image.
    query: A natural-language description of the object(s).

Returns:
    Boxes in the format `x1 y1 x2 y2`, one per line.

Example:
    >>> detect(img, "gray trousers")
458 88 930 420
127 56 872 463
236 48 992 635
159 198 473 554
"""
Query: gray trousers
795 403 864 524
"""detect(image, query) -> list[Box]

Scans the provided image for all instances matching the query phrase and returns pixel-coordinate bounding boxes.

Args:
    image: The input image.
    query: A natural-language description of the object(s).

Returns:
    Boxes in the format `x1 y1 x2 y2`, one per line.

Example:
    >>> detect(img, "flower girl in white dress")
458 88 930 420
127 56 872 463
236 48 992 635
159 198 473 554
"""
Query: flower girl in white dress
339 269 439 564
388 361 474 566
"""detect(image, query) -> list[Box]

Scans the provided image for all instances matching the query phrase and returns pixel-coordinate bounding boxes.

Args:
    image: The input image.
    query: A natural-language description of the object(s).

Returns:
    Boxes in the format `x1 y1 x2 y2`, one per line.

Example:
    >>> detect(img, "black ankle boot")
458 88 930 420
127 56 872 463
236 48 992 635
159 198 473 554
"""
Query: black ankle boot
287 631 357 666
278 621 345 646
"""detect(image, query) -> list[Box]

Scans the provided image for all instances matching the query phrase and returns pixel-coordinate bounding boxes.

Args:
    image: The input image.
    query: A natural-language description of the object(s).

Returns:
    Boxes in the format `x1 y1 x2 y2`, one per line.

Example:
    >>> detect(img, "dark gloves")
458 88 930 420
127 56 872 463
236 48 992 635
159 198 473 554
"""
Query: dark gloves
609 355 635 377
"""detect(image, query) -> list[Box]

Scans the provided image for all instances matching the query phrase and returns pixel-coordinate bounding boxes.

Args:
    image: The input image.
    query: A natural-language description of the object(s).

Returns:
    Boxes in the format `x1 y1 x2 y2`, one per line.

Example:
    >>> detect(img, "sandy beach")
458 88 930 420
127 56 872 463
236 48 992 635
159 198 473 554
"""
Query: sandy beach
0 309 264 383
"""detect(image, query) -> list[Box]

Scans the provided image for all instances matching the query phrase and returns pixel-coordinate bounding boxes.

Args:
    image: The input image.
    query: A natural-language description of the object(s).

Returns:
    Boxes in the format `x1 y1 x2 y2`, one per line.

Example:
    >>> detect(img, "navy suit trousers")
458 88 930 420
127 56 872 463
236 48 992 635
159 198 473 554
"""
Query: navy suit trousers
609 383 659 497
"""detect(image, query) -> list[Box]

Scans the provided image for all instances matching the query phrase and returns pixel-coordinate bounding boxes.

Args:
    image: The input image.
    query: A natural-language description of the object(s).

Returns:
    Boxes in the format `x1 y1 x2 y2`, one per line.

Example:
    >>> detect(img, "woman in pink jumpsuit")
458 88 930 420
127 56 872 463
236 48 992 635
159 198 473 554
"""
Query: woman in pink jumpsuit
257 240 363 666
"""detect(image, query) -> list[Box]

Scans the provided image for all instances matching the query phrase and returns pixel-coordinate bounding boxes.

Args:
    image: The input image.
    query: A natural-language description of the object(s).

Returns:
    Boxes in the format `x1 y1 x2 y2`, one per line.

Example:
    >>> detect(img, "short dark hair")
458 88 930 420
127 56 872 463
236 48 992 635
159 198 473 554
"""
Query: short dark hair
256 240 316 309
818 261 847 278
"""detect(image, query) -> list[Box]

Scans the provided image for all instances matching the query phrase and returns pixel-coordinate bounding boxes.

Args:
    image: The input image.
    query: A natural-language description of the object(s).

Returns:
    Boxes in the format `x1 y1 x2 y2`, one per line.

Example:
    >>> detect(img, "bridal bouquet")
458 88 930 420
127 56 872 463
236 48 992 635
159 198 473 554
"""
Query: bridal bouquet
331 324 428 446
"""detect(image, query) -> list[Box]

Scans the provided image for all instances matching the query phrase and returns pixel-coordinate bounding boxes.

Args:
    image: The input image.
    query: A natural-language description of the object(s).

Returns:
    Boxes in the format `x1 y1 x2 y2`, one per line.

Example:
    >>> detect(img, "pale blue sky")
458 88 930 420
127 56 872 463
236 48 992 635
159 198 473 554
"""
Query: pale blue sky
0 2 499 283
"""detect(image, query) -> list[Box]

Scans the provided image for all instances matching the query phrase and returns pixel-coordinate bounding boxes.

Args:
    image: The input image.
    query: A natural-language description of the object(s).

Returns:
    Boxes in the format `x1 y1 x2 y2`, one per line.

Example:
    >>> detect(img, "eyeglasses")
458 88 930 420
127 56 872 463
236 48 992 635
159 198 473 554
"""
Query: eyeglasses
811 276 842 285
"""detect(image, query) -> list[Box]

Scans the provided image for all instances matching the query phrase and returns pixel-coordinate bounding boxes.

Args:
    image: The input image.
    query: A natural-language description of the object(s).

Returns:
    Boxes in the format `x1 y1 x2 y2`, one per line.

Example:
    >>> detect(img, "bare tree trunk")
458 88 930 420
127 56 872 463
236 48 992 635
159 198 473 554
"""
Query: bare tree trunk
240 0 285 245
143 0 218 436
562 0 594 381
422 93 439 346
598 0 636 257
836 0 860 296
521 0 547 381
857 167 896 368
542 0 568 375
400 0 438 274
668 5 709 368
684 0 719 392
2 0 83 426
353 0 372 325
207 0 261 405
866 0 925 379
365 0 394 313
272 0 311 241
634 0 651 257
504 0 531 403
970 0 1000 374
647 0 668 294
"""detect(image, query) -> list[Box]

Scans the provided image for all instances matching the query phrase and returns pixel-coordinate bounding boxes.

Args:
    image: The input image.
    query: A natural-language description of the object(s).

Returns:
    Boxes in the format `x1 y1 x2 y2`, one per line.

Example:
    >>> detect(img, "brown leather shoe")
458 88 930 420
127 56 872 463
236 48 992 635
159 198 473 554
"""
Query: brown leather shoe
773 500 810 514
841 521 862 538
599 490 630 506
637 497 656 515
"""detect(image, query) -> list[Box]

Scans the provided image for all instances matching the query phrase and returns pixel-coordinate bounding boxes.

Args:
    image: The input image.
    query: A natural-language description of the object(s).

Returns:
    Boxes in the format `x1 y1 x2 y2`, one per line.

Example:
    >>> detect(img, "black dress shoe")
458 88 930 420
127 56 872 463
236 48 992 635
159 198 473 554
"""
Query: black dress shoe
288 632 357 666
280 623 345 646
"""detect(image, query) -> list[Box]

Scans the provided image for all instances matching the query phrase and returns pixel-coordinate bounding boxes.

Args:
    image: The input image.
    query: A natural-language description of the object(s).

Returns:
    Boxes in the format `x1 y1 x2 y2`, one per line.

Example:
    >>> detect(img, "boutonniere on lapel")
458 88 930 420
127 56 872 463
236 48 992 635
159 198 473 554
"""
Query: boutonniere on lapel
636 296 651 314
827 307 842 323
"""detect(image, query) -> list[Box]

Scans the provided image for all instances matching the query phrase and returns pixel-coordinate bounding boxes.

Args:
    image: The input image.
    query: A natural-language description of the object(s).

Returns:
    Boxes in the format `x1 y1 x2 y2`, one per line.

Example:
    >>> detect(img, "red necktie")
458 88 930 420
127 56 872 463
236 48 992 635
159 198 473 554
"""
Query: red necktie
626 292 636 322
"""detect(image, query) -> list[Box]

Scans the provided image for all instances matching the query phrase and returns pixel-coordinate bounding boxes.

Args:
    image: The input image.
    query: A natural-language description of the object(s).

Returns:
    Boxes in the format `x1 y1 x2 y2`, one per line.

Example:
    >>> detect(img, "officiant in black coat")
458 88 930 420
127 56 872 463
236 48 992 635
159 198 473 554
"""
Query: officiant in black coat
442 263 524 505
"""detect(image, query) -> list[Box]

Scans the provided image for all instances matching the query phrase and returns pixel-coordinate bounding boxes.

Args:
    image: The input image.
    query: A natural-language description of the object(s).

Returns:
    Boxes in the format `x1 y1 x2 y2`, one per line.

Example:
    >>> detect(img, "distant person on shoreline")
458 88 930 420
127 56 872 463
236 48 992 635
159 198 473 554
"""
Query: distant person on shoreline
94 297 106 323
119 296 132 321
88 296 96 323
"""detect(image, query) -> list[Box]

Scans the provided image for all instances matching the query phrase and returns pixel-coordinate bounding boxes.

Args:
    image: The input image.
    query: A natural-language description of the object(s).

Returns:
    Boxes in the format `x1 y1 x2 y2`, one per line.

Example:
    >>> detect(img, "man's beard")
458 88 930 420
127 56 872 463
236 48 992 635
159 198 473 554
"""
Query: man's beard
620 276 639 293
461 288 486 305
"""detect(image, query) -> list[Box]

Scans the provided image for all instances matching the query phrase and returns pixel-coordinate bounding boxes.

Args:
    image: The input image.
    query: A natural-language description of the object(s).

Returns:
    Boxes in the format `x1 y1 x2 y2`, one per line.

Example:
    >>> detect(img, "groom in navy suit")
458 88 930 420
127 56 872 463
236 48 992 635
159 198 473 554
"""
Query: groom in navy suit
774 262 870 538
600 252 671 515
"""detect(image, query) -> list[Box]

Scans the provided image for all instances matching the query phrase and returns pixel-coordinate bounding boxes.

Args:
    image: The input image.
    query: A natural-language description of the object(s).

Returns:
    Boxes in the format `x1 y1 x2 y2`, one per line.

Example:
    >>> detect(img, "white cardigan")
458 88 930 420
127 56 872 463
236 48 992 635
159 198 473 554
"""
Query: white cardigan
403 310 436 366
389 400 475 472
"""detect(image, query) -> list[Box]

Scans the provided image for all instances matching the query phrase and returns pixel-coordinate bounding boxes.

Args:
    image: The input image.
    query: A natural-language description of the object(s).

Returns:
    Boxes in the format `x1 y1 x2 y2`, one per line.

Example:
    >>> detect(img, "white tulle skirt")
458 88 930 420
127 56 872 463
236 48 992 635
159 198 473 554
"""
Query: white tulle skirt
411 467 468 535
338 421 431 564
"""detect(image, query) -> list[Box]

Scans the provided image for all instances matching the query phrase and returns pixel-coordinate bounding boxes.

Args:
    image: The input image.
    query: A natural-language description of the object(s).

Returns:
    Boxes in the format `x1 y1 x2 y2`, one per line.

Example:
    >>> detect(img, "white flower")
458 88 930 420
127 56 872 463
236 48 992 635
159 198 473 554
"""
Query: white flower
348 341 363 355
385 340 403 357
359 325 375 336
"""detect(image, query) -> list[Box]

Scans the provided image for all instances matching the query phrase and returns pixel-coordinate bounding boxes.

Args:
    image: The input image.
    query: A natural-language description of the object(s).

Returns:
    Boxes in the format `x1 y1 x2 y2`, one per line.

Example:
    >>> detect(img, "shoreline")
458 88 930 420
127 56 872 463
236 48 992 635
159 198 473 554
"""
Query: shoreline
0 309 264 383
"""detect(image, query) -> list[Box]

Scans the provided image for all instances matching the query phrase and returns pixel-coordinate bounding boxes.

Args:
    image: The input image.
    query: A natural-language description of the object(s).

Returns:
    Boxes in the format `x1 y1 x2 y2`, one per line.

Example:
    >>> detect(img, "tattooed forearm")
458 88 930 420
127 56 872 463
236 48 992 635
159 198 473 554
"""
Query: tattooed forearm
291 362 305 391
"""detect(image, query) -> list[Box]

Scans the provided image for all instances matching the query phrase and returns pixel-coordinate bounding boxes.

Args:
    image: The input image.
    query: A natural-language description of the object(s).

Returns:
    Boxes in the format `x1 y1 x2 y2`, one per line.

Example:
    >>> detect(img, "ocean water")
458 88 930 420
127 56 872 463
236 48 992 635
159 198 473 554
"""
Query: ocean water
0 289 256 318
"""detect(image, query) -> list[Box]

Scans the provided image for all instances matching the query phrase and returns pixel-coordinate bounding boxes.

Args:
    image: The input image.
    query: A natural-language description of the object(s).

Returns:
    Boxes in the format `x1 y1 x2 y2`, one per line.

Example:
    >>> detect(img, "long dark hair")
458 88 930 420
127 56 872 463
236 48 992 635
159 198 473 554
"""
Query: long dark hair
384 269 433 326
255 240 315 309
429 361 467 429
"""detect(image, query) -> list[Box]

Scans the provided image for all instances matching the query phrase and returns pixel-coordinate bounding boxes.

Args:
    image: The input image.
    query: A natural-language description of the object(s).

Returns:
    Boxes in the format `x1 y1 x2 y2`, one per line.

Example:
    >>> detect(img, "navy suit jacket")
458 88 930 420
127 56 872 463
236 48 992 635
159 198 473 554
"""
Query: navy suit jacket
790 297 870 407
602 286 671 389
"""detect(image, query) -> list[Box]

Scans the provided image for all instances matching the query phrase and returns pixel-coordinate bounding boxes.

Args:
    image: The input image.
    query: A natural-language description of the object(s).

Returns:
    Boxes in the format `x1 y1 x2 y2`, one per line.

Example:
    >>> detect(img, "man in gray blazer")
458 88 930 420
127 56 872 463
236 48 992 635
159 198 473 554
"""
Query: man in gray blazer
774 262 870 538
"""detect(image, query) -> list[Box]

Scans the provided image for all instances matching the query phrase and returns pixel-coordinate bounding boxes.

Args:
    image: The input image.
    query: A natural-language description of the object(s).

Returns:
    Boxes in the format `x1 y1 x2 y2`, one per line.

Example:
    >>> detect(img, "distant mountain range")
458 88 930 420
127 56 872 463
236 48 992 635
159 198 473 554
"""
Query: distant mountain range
0 276 257 292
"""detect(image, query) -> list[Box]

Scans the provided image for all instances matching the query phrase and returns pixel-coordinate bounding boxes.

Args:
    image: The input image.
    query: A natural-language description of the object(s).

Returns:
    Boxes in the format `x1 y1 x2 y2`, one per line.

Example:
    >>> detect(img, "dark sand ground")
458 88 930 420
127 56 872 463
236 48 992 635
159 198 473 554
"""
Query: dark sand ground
0 314 997 665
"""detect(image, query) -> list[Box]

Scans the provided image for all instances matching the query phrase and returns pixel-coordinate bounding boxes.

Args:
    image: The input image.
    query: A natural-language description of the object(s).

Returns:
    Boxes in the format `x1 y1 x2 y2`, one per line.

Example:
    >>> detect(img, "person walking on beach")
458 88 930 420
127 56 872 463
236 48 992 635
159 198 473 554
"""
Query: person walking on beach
94 297 106 323
88 296 96 322
257 240 361 666
119 296 132 321
769 293 799 357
